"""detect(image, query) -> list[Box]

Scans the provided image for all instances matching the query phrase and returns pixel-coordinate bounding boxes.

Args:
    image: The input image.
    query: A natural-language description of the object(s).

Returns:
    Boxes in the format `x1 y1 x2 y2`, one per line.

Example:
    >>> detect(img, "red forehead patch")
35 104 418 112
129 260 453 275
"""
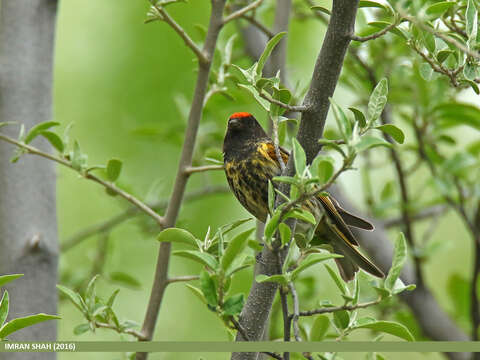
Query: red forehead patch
230 112 252 119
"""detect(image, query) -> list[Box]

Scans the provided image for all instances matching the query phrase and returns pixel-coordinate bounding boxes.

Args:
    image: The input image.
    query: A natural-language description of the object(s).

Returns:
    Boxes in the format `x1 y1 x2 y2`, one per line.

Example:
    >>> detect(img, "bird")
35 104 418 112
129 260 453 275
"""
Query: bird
223 112 384 281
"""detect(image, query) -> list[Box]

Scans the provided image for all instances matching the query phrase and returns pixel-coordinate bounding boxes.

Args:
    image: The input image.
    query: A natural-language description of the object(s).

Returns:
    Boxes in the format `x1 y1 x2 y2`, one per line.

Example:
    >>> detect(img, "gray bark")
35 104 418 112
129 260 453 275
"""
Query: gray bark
0 1 59 359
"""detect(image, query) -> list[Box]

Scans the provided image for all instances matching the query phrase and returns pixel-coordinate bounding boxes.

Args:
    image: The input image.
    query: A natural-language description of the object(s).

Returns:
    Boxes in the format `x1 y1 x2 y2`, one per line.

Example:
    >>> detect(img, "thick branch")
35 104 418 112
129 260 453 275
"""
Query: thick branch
136 2 226 359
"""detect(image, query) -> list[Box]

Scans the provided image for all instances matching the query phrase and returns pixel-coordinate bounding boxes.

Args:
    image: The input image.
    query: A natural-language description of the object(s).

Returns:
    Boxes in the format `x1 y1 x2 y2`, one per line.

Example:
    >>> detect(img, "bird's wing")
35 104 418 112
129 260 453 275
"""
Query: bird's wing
329 197 375 231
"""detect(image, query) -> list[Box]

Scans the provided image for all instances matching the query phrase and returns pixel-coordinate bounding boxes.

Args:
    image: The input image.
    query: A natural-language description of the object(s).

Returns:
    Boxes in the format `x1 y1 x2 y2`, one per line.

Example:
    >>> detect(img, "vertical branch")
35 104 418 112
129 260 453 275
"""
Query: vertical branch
471 205 480 344
0 0 59 353
136 1 226 359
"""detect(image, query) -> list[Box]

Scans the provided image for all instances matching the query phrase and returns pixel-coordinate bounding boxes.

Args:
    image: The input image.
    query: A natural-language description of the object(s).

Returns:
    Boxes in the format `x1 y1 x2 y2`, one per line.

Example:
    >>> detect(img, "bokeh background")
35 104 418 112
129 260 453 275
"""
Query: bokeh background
53 1 477 359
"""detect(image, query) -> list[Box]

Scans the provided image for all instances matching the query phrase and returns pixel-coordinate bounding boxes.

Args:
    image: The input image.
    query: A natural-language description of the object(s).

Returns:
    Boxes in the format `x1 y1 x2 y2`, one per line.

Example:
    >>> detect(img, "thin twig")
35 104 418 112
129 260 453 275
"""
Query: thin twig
259 91 308 113
151 4 208 64
223 0 264 25
242 15 275 38
288 282 301 342
94 321 146 340
297 298 381 317
350 22 398 42
166 275 199 284
184 164 224 175
0 133 165 227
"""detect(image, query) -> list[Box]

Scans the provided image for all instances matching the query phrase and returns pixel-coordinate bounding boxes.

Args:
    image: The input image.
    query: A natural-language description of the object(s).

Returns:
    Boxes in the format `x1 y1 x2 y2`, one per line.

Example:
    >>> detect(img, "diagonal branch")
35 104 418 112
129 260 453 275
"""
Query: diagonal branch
223 0 264 25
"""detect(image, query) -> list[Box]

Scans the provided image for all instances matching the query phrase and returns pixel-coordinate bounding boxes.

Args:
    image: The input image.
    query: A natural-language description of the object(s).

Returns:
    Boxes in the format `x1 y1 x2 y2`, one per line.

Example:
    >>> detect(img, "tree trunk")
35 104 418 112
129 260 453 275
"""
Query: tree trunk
0 1 59 359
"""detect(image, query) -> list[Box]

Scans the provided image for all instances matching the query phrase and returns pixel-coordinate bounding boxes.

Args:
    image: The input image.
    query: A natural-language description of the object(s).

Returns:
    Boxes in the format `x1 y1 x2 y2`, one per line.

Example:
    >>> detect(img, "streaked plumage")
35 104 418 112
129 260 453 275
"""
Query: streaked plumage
223 112 384 281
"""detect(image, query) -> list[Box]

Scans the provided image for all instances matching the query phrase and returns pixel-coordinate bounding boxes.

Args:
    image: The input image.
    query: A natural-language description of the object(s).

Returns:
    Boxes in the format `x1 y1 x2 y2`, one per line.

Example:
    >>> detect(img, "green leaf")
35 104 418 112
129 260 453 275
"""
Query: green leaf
24 121 60 144
355 136 392 152
173 250 219 270
237 84 270 111
279 223 291 246
85 275 100 309
367 21 406 39
330 98 352 141
109 272 141 289
291 253 343 280
257 32 287 76
199 271 217 307
107 289 120 308
40 131 65 153
433 103 480 130
0 291 9 327
247 239 263 252
56 284 86 314
384 233 407 292
157 228 198 247
270 88 292 117
292 138 307 175
376 124 405 144
310 315 330 341
333 310 350 330
223 294 244 316
185 284 207 305
264 211 282 240
317 158 335 185
0 274 23 288
285 209 316 225
0 314 60 340
466 0 478 39
70 141 87 172
359 0 388 11
73 323 90 335
268 180 275 213
255 274 288 285
367 78 388 125
325 264 347 295
419 62 434 81
311 5 331 15
106 159 123 182
464 62 477 81
352 320 415 341
436 49 453 63
221 228 255 271
425 2 455 18
348 107 367 128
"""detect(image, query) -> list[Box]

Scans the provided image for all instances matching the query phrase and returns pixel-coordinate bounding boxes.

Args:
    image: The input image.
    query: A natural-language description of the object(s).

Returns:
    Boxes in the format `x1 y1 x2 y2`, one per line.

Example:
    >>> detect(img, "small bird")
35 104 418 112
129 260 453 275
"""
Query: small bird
223 112 384 281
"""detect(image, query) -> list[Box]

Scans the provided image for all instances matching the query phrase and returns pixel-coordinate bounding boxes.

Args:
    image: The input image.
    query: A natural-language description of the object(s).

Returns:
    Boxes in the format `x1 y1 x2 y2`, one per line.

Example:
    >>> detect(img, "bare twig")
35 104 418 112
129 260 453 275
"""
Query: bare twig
151 3 208 64
297 298 381 317
94 321 146 340
137 2 227 359
184 164 224 175
259 91 308 113
0 133 166 227
242 15 275 38
166 275 199 284
223 0 264 25
383 205 448 228
288 282 301 342
61 185 229 252
350 22 398 42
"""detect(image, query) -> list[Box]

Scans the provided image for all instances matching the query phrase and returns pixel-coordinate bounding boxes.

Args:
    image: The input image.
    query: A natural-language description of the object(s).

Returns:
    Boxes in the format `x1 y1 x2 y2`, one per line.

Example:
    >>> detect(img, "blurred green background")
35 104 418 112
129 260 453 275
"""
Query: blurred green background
53 1 475 359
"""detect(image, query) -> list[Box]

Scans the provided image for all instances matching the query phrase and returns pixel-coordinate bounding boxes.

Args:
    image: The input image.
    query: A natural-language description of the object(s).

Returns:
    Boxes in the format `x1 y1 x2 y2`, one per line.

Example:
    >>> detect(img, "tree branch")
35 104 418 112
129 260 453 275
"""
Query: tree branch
288 282 301 342
184 164 224 175
0 133 166 228
94 321 146 340
166 275 199 284
350 22 398 42
297 298 381 317
259 91 307 113
136 2 226 359
223 0 264 25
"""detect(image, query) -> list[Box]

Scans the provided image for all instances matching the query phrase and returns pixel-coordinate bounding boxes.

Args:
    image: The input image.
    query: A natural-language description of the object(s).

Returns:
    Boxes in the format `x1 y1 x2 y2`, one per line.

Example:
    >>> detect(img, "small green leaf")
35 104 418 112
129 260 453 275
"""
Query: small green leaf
0 314 60 340
255 274 288 285
257 32 287 76
264 211 282 240
292 138 307 175
436 50 453 63
199 271 217 307
247 239 264 252
310 315 330 341
367 78 388 125
85 275 100 309
185 284 207 305
359 0 388 11
279 223 291 246
237 84 270 111
466 0 478 39
40 131 64 152
106 159 123 182
107 289 120 308
0 291 9 327
352 320 415 341
376 124 405 144
223 294 245 316
268 180 275 213
285 209 316 225
317 158 335 185
325 264 347 295
384 233 407 292
24 121 60 144
291 253 343 280
73 323 90 335
419 62 434 81
173 250 219 270
464 62 477 81
157 228 198 247
425 2 455 18
333 310 350 330
355 136 392 152
0 274 23 288
56 284 86 314
109 272 141 289
330 99 352 141
221 228 255 271
348 107 367 128
311 5 331 15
